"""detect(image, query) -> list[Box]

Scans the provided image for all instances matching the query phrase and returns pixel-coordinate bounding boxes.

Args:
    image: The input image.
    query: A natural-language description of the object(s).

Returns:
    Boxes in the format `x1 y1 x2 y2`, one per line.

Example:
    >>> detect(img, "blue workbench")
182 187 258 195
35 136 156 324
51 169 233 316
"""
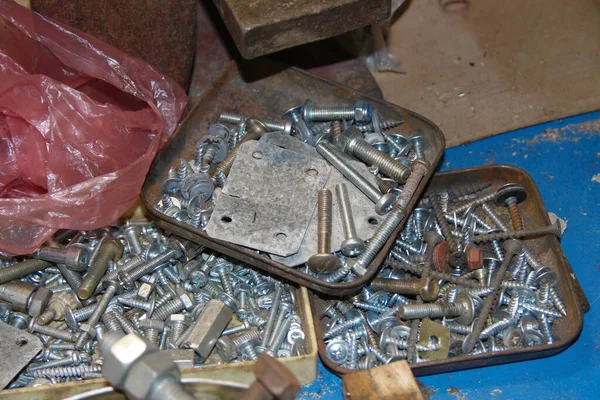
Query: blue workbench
300 111 600 399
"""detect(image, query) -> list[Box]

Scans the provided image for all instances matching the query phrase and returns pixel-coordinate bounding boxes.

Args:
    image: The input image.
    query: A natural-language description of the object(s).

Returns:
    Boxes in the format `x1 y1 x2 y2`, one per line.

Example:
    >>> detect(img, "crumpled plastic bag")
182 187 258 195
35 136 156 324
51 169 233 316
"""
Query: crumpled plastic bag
0 1 187 255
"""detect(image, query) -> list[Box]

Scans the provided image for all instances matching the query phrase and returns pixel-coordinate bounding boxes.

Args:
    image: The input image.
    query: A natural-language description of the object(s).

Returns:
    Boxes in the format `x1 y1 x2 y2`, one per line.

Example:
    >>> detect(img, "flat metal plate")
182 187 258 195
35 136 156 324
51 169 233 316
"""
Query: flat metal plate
266 136 382 266
417 319 450 362
0 321 43 389
206 140 331 256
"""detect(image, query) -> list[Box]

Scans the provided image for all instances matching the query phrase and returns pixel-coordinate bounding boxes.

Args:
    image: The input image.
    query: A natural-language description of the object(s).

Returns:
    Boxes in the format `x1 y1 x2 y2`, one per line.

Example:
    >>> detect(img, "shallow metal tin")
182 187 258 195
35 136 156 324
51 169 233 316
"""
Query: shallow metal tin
311 165 588 376
141 60 445 296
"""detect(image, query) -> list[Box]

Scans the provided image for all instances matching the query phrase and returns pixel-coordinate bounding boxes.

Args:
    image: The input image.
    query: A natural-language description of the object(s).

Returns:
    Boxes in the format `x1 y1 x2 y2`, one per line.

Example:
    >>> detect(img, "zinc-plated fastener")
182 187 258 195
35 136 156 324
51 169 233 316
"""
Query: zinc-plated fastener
0 259 53 285
78 238 123 300
494 183 527 231
335 183 365 257
35 246 87 271
303 99 372 123
398 292 476 325
370 277 439 302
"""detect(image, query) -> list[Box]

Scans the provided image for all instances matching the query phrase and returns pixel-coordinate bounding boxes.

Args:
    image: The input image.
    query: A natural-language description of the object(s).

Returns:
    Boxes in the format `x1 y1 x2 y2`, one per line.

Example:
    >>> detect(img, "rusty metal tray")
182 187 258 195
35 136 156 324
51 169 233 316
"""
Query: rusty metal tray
141 60 445 296
310 165 588 376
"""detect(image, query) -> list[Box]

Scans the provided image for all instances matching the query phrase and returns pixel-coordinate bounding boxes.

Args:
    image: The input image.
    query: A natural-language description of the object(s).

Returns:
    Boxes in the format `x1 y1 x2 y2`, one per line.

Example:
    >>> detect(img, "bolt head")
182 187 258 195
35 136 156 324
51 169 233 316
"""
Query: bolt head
465 246 484 271
307 253 342 274
28 287 52 317
534 268 558 287
325 339 349 365
502 239 522 256
433 241 451 273
419 278 440 302
522 329 545 346
177 291 194 312
215 336 236 362
375 193 397 215
340 237 366 257
455 292 476 325
503 326 523 348
494 183 527 205
217 292 238 312
169 313 189 325
283 105 302 121
64 307 79 331
353 100 372 123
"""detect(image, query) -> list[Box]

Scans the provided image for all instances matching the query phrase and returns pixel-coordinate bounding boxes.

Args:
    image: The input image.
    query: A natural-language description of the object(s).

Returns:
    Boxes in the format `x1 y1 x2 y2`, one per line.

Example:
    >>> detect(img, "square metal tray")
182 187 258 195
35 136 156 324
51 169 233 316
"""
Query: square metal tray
310 165 588 375
141 60 445 295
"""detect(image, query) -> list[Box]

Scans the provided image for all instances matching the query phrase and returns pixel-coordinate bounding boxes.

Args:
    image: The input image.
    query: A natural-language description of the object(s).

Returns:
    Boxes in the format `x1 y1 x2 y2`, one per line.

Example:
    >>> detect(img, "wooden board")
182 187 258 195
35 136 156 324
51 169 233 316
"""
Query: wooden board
374 0 600 147
342 360 424 400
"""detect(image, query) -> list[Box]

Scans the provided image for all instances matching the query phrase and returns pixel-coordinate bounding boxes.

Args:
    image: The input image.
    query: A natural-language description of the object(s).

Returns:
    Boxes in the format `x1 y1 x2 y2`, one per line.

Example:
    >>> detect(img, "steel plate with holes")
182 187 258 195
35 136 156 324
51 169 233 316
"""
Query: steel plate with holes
206 140 331 256
141 60 445 295
0 321 42 389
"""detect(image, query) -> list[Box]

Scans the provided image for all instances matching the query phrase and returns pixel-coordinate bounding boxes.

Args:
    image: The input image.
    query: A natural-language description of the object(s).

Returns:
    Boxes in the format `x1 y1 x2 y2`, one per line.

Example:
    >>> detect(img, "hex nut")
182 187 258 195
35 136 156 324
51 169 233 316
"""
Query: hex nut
28 287 52 317
102 334 151 389
178 292 194 312
137 283 154 301
253 354 301 400
122 350 180 400
79 323 96 337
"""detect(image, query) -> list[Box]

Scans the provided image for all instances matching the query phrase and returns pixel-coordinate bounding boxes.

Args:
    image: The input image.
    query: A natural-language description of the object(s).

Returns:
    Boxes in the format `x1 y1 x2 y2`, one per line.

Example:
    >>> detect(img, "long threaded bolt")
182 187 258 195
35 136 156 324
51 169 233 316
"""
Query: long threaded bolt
336 183 365 257
28 353 90 371
385 260 483 288
102 311 124 333
269 319 293 352
269 303 292 347
430 194 459 253
352 161 428 275
113 311 139 334
303 100 371 123
78 238 122 300
35 246 85 271
445 322 472 335
31 365 101 379
55 264 86 295
117 297 155 314
340 128 411 183
153 298 185 321
371 277 439 302
260 283 283 348
506 197 524 231
101 255 144 282
125 242 184 283
352 302 390 314
522 303 564 318
308 189 342 274
463 240 522 353
213 119 269 177
0 259 53 285
398 295 469 321
75 282 120 348
316 141 396 215
472 221 561 243
215 266 234 297
218 112 286 132
29 319 78 342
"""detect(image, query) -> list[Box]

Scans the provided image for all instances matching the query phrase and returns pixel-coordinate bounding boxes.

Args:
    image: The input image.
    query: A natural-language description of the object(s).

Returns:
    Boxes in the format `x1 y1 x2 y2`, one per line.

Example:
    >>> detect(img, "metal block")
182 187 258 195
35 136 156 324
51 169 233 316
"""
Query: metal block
206 140 331 257
0 321 43 389
165 349 196 370
181 299 233 360
213 0 391 58
417 319 450 361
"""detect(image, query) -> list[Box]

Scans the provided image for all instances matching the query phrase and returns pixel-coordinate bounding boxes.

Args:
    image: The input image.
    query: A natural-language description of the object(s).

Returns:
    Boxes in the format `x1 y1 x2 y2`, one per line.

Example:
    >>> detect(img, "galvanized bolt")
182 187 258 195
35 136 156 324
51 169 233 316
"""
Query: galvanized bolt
218 112 291 134
75 280 122 349
335 183 365 257
35 246 87 271
0 259 53 285
28 318 78 342
370 277 439 302
494 183 527 231
398 292 476 325
78 238 123 300
303 99 371 123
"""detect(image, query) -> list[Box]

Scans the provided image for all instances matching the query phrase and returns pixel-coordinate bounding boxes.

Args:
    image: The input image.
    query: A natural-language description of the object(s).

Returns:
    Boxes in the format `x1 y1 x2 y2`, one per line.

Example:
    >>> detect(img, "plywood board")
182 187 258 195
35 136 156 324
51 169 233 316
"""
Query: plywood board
374 0 600 147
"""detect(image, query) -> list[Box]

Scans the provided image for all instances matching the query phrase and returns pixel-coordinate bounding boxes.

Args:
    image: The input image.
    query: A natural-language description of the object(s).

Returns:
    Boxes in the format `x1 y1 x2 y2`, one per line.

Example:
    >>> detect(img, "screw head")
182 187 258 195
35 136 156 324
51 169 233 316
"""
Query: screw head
307 253 342 274
340 237 366 257
217 292 238 312
375 193 397 215
354 100 372 123
522 329 545 346
325 339 349 365
419 278 440 302
534 267 558 287
494 183 527 205
502 326 523 348
455 292 476 325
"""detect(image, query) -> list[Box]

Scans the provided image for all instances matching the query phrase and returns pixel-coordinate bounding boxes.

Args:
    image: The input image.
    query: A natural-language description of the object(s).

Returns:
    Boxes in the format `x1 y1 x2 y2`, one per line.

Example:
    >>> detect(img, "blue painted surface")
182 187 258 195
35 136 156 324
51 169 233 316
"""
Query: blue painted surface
299 110 600 400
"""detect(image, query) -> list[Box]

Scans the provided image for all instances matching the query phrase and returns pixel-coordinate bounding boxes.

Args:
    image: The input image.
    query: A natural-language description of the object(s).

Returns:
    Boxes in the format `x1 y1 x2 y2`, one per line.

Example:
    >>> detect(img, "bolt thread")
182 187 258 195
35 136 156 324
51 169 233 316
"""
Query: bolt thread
346 331 358 369
319 263 351 282
352 302 390 314
376 177 396 194
549 287 567 316
371 278 421 295
169 322 187 343
177 159 188 180
306 106 355 121
31 365 100 378
213 128 266 177
406 317 420 363
102 255 144 282
218 112 284 132
231 330 262 348
78 239 122 300
446 322 472 335
324 317 362 339
394 240 421 255
522 303 563 318
163 267 180 284
113 312 138 334
217 268 234 298
538 279 551 304
269 319 293 352
56 264 84 292
203 281 222 297
335 300 354 316
358 119 402 132
413 140 426 161
153 298 184 321
349 139 411 183
317 189 333 254
453 193 496 214
118 296 152 312
336 183 359 241
0 259 52 285
506 198 524 231
507 297 520 319
481 203 510 231
144 328 159 345
481 319 514 338
124 227 143 255
539 314 554 344
31 322 76 342
102 311 124 333
72 304 96 321
473 223 559 243
430 194 459 252
213 169 227 188
129 248 179 282
399 302 463 320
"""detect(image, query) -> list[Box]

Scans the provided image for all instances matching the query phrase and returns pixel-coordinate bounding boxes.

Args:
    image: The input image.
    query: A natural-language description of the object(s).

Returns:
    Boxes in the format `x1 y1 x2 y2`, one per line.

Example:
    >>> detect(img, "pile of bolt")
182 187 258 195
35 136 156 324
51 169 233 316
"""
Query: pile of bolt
0 220 306 389
154 99 431 279
321 183 566 369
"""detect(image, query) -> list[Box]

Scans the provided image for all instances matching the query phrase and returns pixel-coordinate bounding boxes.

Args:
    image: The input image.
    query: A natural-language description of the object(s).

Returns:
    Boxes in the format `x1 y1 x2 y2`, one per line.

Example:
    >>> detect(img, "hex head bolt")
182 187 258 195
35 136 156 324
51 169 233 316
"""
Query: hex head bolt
120 239 187 286
240 354 301 400
494 183 527 231
371 277 440 302
303 99 372 123
28 318 78 342
307 189 342 274
397 293 475 326
316 140 396 215
0 281 51 316
75 280 123 349
463 240 522 353
0 259 53 286
472 220 562 243
336 127 411 183
77 238 123 300
350 161 428 276
335 183 366 257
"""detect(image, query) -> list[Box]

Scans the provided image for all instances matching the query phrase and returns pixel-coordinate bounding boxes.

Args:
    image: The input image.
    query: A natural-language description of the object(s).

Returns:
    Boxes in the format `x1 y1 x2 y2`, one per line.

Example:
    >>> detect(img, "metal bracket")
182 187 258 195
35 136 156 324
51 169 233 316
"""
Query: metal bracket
0 321 43 389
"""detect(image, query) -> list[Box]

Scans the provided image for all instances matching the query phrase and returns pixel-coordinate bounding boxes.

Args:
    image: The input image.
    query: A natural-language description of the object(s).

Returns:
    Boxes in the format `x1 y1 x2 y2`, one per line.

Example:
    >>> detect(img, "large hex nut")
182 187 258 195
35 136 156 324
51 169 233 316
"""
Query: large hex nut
122 350 180 400
28 287 52 317
102 334 153 390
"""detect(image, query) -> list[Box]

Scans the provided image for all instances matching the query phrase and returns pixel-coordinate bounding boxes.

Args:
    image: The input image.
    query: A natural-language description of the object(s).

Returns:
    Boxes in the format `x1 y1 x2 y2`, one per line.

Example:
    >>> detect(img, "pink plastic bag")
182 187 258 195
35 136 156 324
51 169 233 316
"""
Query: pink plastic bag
0 1 187 254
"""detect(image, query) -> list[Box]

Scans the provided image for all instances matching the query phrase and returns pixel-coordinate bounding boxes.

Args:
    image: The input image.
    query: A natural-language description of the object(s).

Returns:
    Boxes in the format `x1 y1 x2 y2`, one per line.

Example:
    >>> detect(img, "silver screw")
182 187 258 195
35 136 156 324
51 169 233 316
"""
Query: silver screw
303 99 371 123
335 183 365 257
28 318 77 342
398 292 476 325
218 112 290 133
260 283 283 348
283 106 314 144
